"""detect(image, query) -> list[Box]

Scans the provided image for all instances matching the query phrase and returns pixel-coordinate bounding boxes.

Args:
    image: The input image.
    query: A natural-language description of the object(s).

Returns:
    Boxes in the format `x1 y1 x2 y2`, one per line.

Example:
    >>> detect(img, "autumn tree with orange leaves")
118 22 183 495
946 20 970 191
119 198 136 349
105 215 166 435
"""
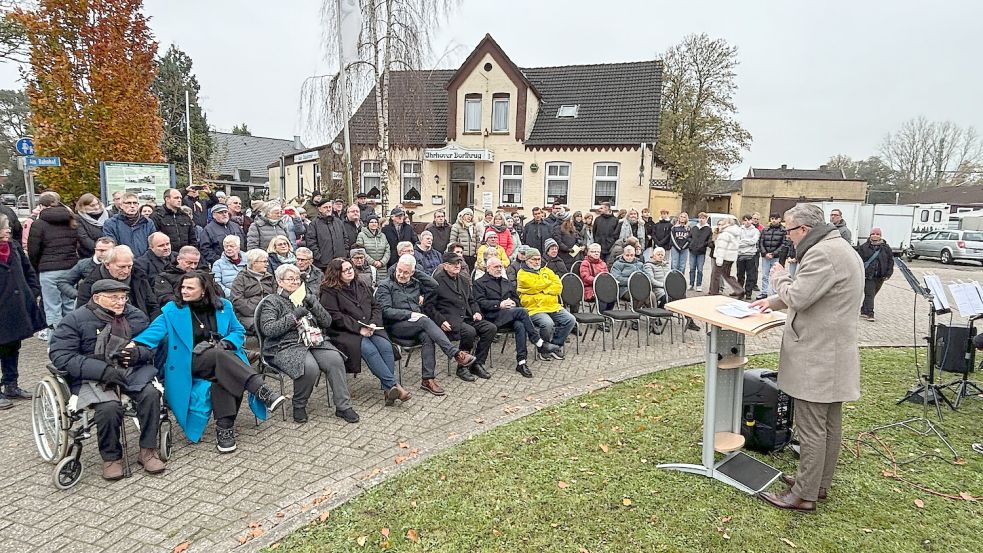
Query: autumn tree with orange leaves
13 0 162 201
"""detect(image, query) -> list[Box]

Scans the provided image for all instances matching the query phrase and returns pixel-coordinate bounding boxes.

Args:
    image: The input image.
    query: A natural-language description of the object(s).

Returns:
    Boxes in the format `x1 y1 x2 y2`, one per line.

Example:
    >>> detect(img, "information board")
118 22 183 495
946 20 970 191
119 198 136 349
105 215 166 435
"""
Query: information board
99 161 176 206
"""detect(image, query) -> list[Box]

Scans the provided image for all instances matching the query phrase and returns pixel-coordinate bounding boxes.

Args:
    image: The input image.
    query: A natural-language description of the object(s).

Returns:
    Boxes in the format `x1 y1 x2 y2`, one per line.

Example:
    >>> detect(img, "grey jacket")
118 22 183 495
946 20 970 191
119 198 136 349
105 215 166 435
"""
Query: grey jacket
230 269 276 331
246 215 291 251
356 227 390 267
257 292 339 379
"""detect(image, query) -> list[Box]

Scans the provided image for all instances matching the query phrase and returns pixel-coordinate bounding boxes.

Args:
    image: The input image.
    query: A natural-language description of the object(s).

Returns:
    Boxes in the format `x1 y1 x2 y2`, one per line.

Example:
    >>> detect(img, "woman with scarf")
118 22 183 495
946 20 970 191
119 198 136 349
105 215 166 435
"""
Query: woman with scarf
230 248 276 332
0 214 45 409
573 211 593 250
855 227 894 321
134 271 286 453
267 235 296 274
552 213 582 270
257 263 358 424
488 212 514 256
246 202 292 251
448 208 479 269
75 193 109 259
320 258 410 407
212 235 247 297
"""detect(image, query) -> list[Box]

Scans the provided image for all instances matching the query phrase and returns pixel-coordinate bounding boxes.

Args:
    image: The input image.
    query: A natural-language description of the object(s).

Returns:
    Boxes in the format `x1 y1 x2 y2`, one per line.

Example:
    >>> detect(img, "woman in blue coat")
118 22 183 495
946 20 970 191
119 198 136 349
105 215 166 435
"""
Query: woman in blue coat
134 271 285 453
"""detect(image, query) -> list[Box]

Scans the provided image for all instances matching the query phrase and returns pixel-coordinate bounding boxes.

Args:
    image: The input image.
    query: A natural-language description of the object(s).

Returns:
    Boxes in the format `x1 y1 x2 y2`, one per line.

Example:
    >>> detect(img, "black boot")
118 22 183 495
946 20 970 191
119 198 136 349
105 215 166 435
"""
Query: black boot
255 383 286 411
456 366 476 382
470 364 491 379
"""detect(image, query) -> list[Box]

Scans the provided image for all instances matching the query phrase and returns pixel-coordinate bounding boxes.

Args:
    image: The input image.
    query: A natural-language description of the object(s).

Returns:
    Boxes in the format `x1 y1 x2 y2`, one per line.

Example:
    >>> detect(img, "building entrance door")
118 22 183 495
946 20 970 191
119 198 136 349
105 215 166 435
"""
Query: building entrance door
449 162 475 220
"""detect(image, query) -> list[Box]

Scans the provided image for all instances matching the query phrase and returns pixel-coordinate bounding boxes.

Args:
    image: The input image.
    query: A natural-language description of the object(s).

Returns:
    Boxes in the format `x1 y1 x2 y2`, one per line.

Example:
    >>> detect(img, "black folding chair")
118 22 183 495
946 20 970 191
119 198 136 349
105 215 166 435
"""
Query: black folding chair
571 260 583 278
560 273 606 353
252 297 288 422
593 273 640 349
664 270 692 341
627 271 674 345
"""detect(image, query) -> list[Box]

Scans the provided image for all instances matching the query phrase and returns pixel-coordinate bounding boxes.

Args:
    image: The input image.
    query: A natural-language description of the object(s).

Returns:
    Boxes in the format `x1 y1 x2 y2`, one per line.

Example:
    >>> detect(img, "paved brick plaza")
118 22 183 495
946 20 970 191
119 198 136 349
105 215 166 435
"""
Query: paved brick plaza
0 264 977 552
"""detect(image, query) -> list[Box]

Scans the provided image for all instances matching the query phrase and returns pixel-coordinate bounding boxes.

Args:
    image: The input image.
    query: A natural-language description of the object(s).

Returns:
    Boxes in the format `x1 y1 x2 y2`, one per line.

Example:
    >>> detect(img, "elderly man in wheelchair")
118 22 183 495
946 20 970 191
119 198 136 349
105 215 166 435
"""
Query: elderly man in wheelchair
46 279 167 482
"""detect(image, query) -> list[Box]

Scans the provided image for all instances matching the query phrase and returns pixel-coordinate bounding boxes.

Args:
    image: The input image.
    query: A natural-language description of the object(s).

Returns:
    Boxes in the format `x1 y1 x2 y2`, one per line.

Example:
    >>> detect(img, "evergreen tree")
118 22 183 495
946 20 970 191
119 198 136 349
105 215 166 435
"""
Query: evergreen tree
152 44 212 187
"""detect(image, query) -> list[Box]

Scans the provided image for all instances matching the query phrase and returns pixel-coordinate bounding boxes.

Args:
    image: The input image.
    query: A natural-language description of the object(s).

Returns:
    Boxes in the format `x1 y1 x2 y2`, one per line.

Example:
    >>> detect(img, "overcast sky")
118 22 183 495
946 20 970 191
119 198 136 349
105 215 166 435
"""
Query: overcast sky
2 0 981 178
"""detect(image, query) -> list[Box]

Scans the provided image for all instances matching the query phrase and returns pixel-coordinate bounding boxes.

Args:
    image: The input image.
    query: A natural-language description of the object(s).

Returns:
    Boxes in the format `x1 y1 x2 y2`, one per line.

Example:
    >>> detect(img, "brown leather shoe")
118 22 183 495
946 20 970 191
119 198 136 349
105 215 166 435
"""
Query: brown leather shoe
780 474 827 500
420 378 445 396
102 460 125 481
394 384 411 402
758 490 816 513
137 448 166 474
454 350 476 367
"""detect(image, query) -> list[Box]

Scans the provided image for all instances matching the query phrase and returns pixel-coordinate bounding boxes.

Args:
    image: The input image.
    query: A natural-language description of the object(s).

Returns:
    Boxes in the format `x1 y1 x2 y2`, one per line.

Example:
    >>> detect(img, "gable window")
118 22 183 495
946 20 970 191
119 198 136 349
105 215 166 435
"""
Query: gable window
545 162 570 205
593 162 619 206
464 94 482 133
360 160 381 199
492 94 509 132
313 163 321 191
557 105 579 118
401 160 422 202
500 162 523 205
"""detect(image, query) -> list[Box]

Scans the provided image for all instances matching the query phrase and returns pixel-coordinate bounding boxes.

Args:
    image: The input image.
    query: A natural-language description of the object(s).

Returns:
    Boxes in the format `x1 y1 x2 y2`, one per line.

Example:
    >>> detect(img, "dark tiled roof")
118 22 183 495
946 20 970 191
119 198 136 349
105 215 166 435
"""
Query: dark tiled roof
521 61 661 145
908 184 983 205
343 61 661 147
210 132 303 179
747 166 849 180
708 179 743 195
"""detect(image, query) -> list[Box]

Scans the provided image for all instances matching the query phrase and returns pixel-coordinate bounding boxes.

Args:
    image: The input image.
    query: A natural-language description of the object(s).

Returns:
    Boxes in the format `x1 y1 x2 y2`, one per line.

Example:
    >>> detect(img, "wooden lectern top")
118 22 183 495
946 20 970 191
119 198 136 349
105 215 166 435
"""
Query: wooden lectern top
666 295 786 336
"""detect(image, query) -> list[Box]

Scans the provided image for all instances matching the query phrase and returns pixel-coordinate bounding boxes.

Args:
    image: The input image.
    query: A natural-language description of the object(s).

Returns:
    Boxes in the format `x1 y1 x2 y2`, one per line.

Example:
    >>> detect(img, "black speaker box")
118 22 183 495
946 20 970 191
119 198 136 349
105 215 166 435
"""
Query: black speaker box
741 369 794 453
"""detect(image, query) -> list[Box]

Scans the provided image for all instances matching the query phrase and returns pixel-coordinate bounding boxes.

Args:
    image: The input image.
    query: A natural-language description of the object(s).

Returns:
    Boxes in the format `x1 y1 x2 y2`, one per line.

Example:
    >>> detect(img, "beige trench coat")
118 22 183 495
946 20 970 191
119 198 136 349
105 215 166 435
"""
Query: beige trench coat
767 229 864 403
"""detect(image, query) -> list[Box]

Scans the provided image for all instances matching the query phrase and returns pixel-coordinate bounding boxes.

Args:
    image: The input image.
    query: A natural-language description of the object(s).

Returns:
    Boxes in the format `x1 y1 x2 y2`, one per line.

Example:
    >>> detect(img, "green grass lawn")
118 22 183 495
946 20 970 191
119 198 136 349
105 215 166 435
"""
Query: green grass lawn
269 348 983 553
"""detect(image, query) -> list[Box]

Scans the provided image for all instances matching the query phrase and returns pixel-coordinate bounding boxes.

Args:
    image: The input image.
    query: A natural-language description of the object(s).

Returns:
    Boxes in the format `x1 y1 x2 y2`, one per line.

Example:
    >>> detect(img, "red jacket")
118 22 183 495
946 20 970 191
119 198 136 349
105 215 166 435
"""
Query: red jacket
579 255 609 301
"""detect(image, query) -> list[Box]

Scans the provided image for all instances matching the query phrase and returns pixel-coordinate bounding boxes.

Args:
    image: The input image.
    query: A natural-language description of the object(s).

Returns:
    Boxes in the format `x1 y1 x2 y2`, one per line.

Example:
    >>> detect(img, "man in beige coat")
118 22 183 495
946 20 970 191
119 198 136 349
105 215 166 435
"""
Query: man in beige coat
750 203 863 513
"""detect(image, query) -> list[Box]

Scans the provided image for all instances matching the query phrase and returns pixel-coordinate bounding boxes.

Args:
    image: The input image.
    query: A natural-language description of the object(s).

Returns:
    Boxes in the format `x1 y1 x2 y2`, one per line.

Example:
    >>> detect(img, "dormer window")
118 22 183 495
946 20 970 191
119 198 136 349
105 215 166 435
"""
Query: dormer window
464 94 482 133
557 104 579 118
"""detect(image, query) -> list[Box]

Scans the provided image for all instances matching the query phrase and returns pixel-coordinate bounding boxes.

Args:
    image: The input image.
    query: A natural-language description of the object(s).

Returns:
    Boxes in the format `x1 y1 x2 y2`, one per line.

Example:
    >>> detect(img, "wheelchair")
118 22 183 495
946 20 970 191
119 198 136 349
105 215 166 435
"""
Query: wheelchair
31 364 173 490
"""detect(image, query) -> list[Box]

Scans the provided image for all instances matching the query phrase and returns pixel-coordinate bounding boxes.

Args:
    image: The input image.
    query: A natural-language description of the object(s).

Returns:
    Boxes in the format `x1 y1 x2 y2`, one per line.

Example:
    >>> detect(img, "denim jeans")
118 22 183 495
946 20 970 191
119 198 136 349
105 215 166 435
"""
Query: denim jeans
360 333 398 389
39 269 74 329
670 248 687 274
688 252 705 287
531 309 576 347
760 255 779 295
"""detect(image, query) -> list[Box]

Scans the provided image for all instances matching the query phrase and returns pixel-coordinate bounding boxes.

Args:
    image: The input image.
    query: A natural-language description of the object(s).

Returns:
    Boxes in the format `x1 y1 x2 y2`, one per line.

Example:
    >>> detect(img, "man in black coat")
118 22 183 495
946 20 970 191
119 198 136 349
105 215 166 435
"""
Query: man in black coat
77 245 159 318
49 279 164 480
135 232 175 290
306 199 347 269
151 188 197 251
591 202 620 260
429 252 497 382
154 246 201 306
356 192 378 223
182 184 218 229
381 207 418 267
856 228 895 322
342 204 362 250
652 208 673 250
473 255 559 377
198 204 244 266
521 206 551 255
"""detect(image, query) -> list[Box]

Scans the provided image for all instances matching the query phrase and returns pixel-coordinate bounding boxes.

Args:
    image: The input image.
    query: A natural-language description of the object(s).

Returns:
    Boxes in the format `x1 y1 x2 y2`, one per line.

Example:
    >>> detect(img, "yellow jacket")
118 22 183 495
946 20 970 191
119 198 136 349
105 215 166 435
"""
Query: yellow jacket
476 244 510 272
516 264 563 315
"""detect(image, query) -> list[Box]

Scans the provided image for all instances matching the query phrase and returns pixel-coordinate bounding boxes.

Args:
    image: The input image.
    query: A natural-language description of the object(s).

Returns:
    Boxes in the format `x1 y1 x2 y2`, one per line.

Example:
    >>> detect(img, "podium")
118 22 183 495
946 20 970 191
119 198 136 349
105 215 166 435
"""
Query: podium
658 295 787 494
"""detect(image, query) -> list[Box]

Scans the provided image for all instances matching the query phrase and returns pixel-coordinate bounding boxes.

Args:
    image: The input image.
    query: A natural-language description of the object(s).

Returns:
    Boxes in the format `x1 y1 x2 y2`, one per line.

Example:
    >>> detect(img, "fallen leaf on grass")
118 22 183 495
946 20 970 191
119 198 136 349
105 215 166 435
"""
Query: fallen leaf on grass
914 499 925 508
410 501 417 508
720 516 732 524
599 444 609 453
954 458 967 465
319 511 330 522
173 543 190 553
356 535 368 546
270 543 280 550
381 527 390 538
881 470 896 478
492 528 502 536
406 528 420 543
781 537 797 548
558 481 570 489
623 498 633 506
863 528 873 533
722 532 730 540
959 492 976 501
579 548 590 553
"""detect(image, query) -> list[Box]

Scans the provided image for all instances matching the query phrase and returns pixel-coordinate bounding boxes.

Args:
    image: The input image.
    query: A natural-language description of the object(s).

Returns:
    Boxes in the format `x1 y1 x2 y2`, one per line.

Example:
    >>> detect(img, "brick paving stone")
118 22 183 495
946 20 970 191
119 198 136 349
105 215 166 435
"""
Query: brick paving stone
0 265 975 551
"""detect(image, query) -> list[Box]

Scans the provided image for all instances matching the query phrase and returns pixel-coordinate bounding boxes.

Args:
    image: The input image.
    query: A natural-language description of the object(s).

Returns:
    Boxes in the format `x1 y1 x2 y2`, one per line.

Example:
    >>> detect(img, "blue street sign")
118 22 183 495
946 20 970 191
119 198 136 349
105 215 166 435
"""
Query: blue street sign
15 137 34 156
25 156 61 168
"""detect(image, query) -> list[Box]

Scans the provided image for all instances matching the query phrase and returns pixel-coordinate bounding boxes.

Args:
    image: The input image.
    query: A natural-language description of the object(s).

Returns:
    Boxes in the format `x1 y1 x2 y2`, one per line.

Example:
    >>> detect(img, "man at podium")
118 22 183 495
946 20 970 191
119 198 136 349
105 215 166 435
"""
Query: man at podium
750 204 863 513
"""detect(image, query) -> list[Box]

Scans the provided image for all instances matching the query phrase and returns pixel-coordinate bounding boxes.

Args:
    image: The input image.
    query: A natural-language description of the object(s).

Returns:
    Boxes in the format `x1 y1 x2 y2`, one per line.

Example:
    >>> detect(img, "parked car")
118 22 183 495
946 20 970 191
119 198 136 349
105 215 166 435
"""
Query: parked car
16 194 40 209
905 229 983 265
1 194 15 206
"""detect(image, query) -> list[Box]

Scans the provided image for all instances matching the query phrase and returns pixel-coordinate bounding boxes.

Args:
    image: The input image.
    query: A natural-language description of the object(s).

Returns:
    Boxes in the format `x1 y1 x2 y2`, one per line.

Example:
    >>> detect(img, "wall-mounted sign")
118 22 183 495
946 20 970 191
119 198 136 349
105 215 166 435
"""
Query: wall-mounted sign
482 191 493 210
294 151 320 163
431 195 444 205
424 145 494 162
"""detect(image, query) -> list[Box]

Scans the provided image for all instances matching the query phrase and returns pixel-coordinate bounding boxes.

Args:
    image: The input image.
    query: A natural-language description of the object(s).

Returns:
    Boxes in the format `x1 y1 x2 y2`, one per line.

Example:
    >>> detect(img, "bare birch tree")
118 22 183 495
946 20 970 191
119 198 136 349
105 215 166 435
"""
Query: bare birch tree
880 116 983 192
301 0 458 214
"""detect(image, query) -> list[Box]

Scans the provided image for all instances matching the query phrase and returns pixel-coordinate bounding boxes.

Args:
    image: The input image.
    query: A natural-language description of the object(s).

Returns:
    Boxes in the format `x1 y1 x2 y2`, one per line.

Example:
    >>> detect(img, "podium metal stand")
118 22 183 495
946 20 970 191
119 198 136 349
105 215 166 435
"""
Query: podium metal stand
658 295 787 494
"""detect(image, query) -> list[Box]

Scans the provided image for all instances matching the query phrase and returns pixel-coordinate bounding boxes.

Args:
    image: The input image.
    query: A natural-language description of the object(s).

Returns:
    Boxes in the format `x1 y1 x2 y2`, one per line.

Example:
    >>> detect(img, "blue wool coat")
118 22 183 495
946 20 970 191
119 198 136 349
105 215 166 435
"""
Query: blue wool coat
133 298 265 442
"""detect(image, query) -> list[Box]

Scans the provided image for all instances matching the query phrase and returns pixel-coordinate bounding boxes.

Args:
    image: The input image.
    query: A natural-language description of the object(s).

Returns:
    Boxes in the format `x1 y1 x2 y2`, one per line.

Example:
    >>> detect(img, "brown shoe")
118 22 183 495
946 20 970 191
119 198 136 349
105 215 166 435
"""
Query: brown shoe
420 378 445 396
102 459 125 481
385 384 412 405
394 384 411 402
137 448 166 474
245 349 261 365
453 350 476 367
758 490 816 513
780 474 827 500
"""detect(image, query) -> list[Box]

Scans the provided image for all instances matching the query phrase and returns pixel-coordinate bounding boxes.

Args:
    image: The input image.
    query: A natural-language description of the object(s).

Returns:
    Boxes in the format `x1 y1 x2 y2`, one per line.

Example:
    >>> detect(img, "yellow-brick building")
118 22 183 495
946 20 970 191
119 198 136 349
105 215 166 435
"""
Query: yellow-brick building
269 34 669 223
706 165 867 217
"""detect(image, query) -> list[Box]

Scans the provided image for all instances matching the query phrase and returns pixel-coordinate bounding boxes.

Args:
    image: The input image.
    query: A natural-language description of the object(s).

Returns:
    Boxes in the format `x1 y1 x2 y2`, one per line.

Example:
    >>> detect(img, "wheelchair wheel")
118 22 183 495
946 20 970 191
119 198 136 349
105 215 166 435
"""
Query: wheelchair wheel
32 377 70 463
158 421 172 461
53 455 83 490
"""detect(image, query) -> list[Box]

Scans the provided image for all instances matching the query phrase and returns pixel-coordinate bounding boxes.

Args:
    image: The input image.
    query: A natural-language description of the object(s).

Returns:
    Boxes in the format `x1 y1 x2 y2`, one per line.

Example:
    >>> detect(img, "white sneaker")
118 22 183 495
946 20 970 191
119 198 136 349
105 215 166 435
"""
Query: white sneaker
36 328 51 341
695 286 703 292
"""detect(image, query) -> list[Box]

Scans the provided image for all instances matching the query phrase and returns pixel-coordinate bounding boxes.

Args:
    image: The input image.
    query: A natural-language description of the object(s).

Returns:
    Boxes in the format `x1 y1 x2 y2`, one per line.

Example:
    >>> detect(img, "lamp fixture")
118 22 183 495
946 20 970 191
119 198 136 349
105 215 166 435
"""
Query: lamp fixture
480 175 486 186
434 174 440 185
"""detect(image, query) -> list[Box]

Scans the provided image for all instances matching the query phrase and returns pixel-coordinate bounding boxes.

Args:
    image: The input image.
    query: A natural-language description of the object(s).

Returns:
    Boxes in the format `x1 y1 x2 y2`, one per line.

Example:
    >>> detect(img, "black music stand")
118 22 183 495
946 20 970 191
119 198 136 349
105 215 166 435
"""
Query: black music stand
938 315 983 408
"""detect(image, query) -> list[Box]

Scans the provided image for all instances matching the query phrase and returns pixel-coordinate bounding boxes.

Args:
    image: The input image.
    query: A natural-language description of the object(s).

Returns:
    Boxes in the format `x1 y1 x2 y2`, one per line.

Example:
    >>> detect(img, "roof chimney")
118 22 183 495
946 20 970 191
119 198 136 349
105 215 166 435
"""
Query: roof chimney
293 135 303 150
780 164 787 170
819 164 827 170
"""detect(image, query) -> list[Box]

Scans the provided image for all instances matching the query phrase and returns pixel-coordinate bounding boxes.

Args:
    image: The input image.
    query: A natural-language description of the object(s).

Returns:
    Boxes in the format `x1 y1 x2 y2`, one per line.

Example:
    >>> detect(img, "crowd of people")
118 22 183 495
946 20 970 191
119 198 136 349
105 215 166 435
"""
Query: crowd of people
0 187 895 482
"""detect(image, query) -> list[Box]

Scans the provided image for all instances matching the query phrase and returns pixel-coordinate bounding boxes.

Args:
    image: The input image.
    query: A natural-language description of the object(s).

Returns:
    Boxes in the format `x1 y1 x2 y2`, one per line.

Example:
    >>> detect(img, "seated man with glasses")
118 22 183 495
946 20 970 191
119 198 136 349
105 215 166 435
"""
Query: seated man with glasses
49 279 165 480
154 246 202 306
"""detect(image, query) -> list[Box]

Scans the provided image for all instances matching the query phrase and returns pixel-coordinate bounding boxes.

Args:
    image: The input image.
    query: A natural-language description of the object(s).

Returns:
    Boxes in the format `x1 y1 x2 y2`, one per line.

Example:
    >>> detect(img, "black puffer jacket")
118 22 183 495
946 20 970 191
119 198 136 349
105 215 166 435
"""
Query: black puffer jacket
151 206 197 251
758 224 788 256
689 224 712 255
856 240 895 280
28 205 79 272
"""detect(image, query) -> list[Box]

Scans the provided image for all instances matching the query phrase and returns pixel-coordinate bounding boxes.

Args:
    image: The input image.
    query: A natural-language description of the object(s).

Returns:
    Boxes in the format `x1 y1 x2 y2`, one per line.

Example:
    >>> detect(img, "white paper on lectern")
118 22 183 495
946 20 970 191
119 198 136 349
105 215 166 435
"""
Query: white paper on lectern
948 282 979 317
924 274 951 312
715 302 757 318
